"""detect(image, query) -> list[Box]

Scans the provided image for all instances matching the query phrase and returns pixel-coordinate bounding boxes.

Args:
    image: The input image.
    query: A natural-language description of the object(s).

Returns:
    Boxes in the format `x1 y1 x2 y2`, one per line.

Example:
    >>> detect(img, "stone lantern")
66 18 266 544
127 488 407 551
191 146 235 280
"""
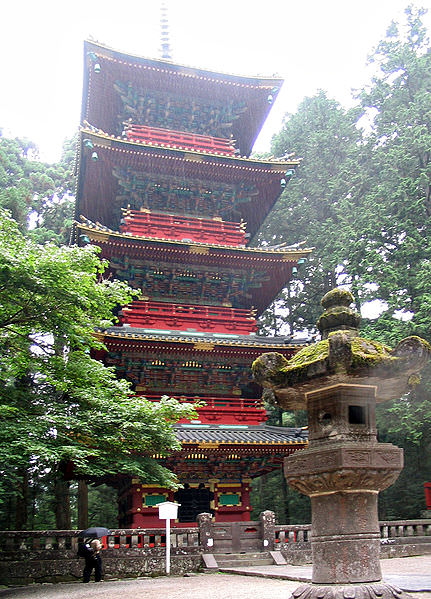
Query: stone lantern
253 288 430 599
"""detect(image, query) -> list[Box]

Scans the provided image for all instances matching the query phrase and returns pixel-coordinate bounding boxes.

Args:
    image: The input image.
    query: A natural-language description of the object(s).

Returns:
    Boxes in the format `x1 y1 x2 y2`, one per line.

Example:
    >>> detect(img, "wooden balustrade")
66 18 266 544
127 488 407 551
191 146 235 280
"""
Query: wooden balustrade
121 300 257 334
143 394 266 424
145 394 264 410
124 124 236 156
121 209 246 246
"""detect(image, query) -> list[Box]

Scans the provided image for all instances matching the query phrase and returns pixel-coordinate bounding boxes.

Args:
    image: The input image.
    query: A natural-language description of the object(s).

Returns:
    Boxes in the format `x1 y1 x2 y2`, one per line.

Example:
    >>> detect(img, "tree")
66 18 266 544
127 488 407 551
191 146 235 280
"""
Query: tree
0 131 76 244
254 7 431 520
257 91 362 336
0 210 197 528
352 6 431 341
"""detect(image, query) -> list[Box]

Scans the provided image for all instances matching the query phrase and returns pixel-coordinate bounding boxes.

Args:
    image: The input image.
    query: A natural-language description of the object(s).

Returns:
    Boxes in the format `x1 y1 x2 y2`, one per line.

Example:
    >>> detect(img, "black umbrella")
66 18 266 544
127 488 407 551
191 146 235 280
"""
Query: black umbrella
78 526 111 538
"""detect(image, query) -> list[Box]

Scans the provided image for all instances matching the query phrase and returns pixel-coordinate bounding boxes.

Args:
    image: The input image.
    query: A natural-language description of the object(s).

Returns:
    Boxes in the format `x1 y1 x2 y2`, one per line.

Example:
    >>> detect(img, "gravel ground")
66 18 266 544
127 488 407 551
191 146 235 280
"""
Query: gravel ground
1 572 431 599
0 574 300 599
2 557 431 599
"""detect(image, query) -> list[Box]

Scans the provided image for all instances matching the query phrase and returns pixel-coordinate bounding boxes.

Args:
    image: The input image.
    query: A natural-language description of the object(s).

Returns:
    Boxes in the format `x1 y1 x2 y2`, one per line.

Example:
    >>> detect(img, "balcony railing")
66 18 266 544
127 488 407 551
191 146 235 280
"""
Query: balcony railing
125 124 236 156
144 394 266 425
121 300 257 335
120 209 247 246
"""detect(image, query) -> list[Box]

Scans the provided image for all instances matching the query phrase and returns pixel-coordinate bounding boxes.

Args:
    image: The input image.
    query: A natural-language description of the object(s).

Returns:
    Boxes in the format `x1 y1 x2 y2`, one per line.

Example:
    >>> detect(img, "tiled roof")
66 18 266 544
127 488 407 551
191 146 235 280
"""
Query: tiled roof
98 324 307 350
175 423 308 445
77 216 310 258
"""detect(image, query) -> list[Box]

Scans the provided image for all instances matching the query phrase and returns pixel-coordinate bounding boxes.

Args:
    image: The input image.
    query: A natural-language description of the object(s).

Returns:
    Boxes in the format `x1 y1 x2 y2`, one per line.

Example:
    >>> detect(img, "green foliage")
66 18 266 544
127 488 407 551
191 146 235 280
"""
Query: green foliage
87 485 119 528
254 6 431 520
251 471 310 524
0 132 76 244
257 90 361 336
350 6 431 342
0 210 197 527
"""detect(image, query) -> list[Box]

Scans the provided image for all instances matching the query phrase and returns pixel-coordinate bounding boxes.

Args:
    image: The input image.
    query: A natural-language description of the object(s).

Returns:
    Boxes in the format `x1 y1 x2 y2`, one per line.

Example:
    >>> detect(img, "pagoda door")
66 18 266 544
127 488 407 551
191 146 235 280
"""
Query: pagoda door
175 486 212 522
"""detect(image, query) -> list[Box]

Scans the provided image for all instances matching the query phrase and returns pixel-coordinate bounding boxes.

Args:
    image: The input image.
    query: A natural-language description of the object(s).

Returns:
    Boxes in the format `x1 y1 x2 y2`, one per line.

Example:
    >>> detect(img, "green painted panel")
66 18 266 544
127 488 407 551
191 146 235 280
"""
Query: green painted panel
144 494 166 506
219 493 240 506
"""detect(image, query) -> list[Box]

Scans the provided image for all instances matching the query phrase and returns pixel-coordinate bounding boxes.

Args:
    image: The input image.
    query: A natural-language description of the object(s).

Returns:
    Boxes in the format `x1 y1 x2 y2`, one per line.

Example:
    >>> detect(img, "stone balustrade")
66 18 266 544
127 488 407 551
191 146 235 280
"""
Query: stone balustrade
272 520 431 565
0 520 430 585
274 523 312 546
380 519 431 539
0 527 201 585
0 527 199 553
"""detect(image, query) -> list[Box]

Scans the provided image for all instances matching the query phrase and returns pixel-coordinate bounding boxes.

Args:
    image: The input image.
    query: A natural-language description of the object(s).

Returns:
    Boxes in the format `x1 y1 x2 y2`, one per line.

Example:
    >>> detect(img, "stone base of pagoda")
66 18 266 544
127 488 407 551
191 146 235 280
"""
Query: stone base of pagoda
291 582 410 599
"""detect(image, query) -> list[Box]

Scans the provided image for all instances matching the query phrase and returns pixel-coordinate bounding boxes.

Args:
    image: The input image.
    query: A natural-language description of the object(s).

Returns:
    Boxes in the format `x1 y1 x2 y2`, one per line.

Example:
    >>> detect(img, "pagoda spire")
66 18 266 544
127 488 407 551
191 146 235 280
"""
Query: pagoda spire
160 1 172 60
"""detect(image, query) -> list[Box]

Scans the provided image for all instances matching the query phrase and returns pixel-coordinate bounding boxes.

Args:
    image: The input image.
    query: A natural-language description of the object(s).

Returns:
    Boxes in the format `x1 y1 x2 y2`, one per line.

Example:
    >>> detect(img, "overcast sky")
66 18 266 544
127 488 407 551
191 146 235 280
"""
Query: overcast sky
1 0 430 162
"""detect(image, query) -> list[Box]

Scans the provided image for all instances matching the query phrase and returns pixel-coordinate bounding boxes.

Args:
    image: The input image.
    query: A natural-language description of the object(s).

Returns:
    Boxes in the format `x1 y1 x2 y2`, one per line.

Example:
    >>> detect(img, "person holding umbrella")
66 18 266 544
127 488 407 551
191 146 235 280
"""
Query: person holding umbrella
77 527 110 583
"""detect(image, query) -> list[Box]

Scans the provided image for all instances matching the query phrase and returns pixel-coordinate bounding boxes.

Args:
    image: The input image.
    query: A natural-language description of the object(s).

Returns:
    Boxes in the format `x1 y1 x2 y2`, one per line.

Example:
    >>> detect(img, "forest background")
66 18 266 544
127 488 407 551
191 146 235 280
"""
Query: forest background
0 6 430 528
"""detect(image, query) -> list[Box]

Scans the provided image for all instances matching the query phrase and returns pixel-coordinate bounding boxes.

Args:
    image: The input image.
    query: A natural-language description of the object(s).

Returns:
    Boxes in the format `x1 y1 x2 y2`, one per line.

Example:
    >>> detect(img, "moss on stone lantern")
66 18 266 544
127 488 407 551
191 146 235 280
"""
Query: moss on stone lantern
252 288 430 599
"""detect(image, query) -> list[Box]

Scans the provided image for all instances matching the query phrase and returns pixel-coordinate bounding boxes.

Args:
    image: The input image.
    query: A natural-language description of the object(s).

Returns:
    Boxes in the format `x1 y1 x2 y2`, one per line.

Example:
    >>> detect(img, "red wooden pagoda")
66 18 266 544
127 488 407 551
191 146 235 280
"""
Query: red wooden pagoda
75 40 310 527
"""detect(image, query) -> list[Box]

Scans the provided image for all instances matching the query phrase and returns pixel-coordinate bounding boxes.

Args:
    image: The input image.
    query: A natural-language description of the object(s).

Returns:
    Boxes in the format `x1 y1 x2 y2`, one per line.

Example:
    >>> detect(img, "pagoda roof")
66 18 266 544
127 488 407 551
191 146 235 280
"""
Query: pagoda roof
75 129 299 240
82 40 284 156
76 218 310 314
96 324 306 352
77 216 308 258
174 423 308 448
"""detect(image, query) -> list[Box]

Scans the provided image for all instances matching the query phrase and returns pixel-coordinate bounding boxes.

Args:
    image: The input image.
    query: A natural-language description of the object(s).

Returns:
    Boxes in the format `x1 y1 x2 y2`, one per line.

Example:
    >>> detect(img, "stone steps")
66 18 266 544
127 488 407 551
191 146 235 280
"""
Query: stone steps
212 552 274 568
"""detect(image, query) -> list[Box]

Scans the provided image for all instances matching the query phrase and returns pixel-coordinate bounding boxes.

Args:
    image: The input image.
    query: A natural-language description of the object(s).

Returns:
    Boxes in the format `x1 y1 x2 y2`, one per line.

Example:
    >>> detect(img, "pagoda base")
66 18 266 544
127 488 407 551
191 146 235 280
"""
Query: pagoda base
291 582 409 599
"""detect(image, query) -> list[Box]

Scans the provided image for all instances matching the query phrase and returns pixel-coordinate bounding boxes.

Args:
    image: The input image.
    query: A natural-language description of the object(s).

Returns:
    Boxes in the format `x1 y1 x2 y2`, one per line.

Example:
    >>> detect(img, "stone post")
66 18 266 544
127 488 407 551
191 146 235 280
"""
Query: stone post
197 512 214 551
259 510 275 551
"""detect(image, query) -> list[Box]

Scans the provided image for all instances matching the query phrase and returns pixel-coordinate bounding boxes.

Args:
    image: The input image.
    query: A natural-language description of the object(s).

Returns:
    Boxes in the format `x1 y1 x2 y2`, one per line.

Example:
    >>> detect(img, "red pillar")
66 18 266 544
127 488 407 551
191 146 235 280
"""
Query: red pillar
424 482 431 510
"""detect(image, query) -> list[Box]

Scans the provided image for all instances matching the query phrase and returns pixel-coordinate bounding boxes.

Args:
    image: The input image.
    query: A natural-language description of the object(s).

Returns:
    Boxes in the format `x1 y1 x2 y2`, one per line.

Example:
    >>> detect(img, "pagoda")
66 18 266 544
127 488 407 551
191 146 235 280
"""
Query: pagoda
75 40 310 528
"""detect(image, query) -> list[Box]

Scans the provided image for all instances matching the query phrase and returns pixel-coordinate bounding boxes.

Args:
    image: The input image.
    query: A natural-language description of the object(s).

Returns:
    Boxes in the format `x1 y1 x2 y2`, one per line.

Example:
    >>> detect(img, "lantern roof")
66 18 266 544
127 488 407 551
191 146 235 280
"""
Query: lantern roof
253 288 431 409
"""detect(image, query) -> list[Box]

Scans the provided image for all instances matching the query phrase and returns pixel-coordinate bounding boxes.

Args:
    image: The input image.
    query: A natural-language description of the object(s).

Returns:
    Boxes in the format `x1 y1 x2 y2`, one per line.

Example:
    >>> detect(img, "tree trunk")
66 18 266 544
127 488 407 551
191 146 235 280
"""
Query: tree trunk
15 469 28 530
281 472 290 524
54 476 71 529
78 480 89 529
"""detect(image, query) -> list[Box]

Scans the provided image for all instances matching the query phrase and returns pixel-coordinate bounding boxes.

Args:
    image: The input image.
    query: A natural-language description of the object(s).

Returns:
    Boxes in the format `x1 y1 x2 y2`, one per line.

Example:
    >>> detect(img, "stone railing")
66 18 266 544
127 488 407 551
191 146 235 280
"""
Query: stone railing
273 520 431 564
274 524 312 565
0 527 201 585
0 527 200 552
274 523 312 546
379 519 431 558
380 519 431 539
1 519 431 585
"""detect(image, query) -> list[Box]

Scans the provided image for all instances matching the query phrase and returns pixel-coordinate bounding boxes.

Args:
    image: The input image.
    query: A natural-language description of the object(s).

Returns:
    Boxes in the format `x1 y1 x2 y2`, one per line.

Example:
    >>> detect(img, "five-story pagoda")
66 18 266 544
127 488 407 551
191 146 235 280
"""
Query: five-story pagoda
75 40 310 527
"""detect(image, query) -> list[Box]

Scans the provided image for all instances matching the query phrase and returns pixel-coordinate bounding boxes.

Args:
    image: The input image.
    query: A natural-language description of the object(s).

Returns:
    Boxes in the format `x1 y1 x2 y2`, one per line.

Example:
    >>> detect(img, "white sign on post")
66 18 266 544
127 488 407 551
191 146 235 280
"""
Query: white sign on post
157 501 180 575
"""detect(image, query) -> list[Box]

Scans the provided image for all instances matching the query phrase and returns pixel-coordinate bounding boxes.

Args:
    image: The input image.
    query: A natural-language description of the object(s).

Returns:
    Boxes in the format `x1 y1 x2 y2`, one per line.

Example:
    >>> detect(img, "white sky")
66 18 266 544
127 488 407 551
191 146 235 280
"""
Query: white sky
1 0 430 163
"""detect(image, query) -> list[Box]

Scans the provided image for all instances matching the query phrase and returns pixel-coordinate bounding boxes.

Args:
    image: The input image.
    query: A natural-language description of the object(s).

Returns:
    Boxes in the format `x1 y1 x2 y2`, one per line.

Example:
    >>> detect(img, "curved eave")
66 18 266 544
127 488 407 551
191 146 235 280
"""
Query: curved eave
179 441 305 450
76 219 311 261
79 128 299 169
76 129 299 237
95 328 305 351
82 40 285 156
84 40 284 87
174 423 308 447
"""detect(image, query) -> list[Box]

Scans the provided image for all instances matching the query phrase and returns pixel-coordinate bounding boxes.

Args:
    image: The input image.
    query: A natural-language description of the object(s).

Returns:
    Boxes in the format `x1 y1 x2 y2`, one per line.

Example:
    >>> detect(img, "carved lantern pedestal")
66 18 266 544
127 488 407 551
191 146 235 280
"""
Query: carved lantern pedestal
252 288 431 599
286 384 403 598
